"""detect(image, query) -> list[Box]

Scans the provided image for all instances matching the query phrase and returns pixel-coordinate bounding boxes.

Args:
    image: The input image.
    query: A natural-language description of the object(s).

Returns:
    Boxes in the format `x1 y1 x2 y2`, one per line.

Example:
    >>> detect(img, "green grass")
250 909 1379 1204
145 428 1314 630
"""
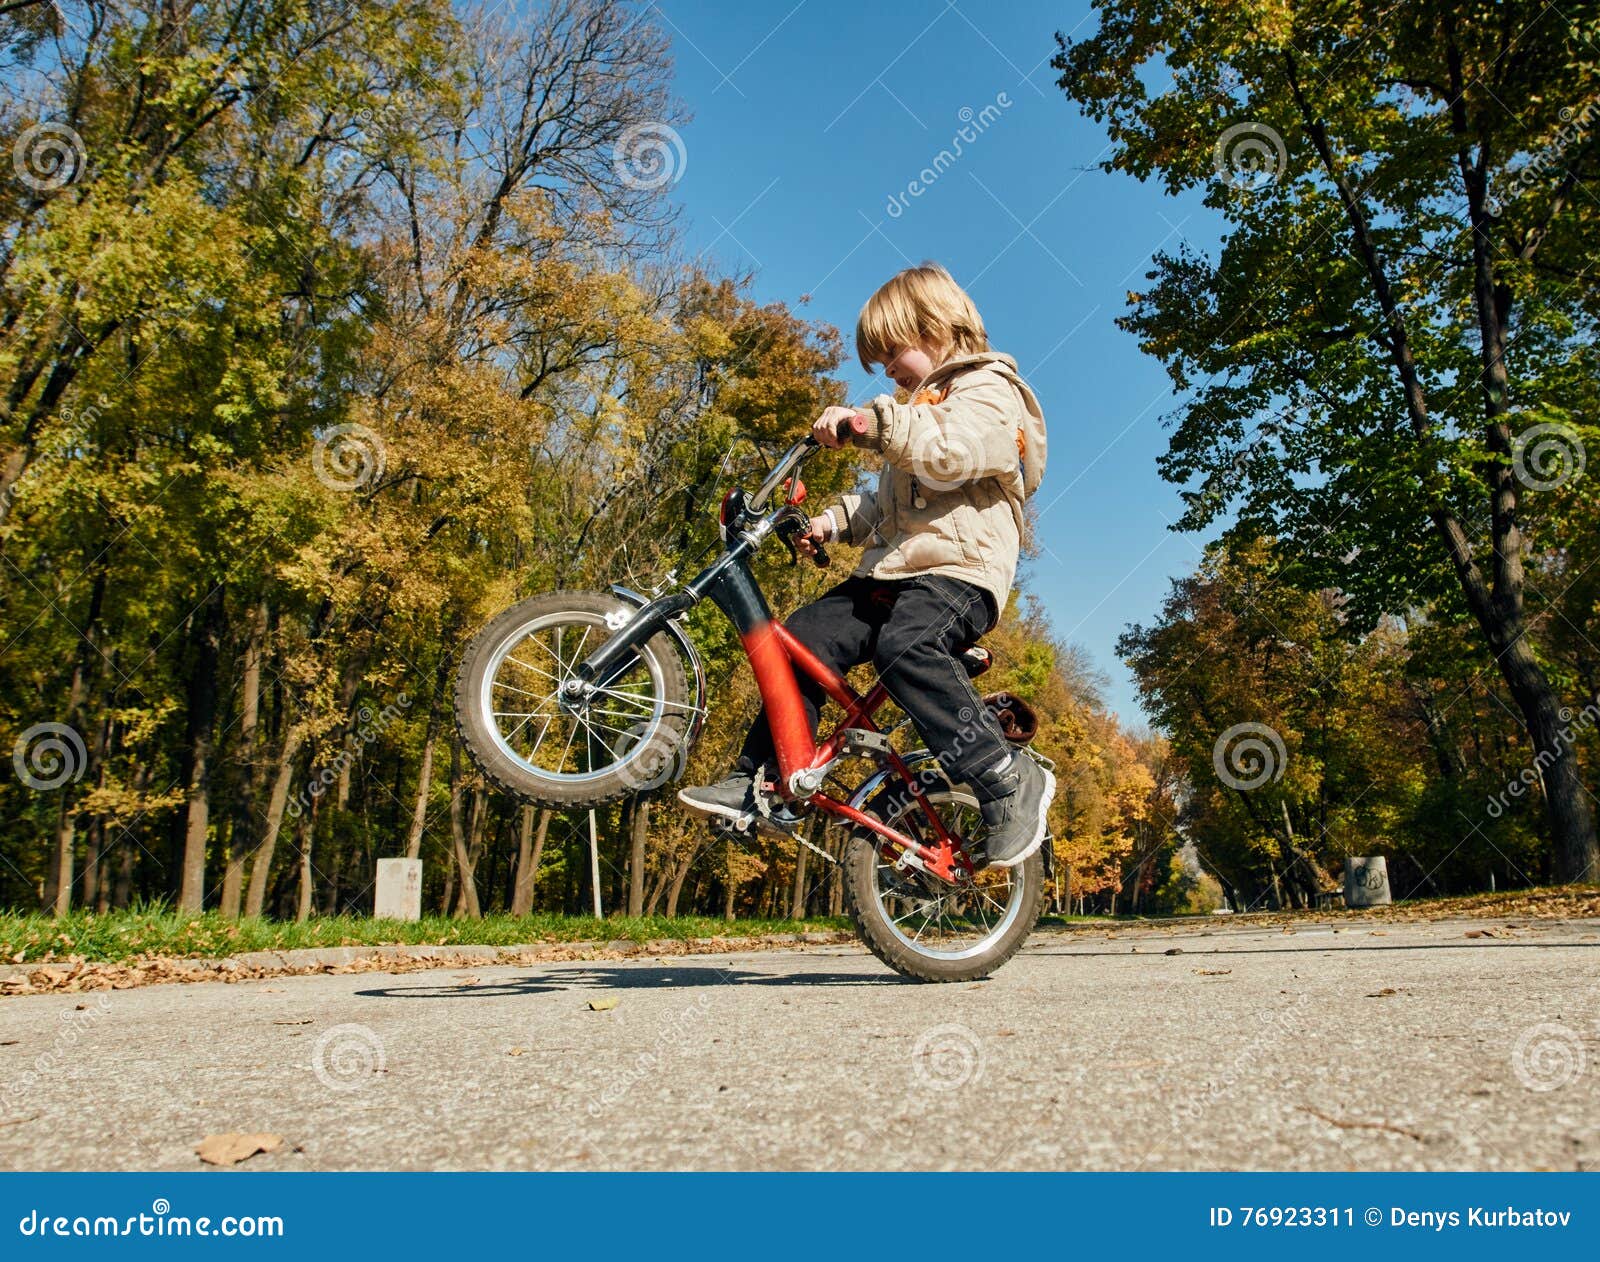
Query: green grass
0 906 854 964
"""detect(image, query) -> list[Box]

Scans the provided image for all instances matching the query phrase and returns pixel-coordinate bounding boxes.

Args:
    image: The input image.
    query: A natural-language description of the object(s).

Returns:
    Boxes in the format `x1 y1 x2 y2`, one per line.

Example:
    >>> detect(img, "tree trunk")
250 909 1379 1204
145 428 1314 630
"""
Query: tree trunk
84 817 103 914
220 600 269 918
1288 50 1599 883
664 843 698 918
448 740 482 919
512 807 550 915
244 727 304 918
50 797 76 918
405 731 437 861
46 567 106 914
294 810 315 923
790 834 810 920
626 795 650 916
178 588 225 911
407 652 450 859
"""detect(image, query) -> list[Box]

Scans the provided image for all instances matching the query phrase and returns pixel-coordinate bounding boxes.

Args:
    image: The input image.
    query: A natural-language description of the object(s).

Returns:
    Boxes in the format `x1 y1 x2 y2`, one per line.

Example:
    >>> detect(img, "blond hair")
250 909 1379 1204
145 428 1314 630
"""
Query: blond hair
855 263 989 372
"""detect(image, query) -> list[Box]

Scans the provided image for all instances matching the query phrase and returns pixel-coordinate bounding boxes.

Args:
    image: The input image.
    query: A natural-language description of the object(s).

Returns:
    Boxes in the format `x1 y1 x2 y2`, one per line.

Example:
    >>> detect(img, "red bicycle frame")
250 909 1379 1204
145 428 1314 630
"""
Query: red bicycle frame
740 619 973 884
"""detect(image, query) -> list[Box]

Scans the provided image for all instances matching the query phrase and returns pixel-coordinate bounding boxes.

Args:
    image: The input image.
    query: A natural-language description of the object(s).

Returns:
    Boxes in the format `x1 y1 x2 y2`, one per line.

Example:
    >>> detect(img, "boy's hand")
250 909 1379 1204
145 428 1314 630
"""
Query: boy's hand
795 515 832 559
813 406 867 449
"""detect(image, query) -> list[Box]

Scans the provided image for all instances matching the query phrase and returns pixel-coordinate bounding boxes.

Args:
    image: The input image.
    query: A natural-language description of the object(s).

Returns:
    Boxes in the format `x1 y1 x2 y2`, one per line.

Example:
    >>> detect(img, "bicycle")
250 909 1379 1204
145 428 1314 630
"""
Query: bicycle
453 420 1053 981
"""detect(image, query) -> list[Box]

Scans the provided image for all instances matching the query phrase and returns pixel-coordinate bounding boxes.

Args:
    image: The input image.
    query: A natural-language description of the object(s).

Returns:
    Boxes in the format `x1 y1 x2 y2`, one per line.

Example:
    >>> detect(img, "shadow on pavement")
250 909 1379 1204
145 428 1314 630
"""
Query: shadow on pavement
1027 940 1600 958
354 963 912 999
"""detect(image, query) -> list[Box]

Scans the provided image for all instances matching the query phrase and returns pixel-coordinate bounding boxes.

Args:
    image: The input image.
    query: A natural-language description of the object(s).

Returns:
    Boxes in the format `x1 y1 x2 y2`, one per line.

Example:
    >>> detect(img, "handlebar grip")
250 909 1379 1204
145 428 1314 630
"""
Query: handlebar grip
835 412 869 443
810 541 830 568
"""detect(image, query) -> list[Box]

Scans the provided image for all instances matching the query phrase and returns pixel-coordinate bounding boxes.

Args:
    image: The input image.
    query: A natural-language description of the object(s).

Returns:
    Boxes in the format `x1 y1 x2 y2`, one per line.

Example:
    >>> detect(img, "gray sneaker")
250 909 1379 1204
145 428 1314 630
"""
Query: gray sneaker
677 773 757 829
973 753 1056 868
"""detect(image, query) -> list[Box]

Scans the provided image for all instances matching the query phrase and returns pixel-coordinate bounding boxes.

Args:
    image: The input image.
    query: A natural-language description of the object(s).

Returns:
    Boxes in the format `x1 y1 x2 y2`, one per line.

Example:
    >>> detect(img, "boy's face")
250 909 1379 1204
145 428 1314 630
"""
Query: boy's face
879 341 940 392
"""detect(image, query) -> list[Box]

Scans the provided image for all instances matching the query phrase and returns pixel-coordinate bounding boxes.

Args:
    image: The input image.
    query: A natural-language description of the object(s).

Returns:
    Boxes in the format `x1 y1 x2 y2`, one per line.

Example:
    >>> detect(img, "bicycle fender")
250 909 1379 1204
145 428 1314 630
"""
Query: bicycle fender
609 584 709 749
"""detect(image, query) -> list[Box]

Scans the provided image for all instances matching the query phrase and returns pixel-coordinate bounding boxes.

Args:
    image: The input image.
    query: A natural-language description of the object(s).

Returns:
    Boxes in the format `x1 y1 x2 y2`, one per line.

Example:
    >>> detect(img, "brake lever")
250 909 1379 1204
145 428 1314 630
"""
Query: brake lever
777 518 800 567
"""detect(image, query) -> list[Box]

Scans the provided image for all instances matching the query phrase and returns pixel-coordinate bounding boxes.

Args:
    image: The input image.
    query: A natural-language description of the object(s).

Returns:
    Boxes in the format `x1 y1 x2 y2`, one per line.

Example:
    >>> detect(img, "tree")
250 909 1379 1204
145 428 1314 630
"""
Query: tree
1056 0 1599 879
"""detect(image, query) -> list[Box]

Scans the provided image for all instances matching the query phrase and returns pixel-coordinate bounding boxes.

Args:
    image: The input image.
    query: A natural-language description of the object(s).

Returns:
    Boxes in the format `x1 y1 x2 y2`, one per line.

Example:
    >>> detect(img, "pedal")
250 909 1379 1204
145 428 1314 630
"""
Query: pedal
839 727 895 759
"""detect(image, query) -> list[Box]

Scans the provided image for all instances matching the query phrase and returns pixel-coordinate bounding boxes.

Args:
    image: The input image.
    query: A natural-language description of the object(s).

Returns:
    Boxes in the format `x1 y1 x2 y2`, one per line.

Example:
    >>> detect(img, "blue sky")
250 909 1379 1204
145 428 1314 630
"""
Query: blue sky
653 0 1220 721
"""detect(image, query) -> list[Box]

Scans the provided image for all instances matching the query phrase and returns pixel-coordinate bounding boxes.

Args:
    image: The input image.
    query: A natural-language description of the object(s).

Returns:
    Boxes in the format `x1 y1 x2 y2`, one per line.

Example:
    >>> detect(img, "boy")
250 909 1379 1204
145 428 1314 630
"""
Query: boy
678 263 1054 868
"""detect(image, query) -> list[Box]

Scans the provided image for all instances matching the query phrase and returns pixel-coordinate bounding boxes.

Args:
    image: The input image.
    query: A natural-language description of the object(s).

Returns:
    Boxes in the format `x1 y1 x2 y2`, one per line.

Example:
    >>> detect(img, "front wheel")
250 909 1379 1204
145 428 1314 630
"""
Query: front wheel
842 783 1047 983
453 591 695 809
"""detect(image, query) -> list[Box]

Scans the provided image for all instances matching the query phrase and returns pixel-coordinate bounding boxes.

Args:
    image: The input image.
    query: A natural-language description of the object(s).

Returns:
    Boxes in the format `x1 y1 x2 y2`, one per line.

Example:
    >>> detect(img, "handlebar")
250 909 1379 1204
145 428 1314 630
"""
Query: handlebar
744 413 867 570
749 413 866 511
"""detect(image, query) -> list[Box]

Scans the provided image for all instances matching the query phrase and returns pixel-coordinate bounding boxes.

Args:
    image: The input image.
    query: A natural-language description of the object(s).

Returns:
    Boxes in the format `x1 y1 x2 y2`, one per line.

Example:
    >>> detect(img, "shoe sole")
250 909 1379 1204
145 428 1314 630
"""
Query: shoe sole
987 763 1057 869
676 788 755 830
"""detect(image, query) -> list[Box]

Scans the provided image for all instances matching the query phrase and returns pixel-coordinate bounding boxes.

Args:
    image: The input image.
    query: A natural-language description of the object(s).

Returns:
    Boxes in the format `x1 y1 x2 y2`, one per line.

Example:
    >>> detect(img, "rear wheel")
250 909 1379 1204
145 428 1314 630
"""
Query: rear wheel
453 591 694 809
842 782 1046 983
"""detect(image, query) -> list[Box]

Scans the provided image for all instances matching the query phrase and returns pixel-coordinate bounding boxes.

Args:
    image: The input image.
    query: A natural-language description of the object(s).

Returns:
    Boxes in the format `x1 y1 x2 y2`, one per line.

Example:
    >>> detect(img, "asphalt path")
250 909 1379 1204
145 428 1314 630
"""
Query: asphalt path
3 917 1597 1170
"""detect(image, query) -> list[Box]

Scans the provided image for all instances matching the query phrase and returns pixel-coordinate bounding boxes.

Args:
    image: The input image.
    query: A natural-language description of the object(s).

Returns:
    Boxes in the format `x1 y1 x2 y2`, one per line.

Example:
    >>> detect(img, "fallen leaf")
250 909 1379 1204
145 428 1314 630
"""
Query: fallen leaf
1164 947 1184 955
196 1133 283 1167
507 1046 527 1056
1367 987 1398 997
1196 968 1232 976
587 997 620 1011
271 1019 312 1026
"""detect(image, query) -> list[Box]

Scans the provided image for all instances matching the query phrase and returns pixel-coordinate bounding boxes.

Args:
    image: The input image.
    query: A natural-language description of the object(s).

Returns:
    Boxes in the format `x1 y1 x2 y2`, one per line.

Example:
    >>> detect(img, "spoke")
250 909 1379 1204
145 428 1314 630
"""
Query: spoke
588 704 656 721
504 653 557 681
568 625 592 669
574 713 638 742
588 684 700 714
500 713 539 746
553 710 580 775
527 631 569 669
492 679 555 702
521 714 554 759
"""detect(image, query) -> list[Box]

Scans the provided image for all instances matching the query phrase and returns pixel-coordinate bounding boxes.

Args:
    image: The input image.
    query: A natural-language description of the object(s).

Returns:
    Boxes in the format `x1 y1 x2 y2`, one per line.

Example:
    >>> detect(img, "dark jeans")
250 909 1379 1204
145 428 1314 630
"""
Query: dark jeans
736 575 1014 785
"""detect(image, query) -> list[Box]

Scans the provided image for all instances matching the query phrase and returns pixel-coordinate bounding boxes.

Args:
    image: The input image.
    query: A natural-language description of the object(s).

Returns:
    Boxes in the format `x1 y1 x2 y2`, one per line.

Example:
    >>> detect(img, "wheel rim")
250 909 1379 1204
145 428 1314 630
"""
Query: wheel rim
870 790 1027 962
478 609 678 785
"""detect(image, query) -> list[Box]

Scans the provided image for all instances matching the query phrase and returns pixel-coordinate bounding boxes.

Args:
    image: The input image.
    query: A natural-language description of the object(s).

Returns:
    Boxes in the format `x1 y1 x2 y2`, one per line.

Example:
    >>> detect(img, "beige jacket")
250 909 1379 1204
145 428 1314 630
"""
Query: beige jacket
825 351 1047 619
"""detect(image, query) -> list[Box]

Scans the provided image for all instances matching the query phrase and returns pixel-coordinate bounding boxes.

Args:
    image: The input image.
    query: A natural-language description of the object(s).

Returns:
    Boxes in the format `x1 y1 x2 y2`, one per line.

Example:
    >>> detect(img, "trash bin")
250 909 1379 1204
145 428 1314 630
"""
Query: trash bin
1343 856 1391 907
